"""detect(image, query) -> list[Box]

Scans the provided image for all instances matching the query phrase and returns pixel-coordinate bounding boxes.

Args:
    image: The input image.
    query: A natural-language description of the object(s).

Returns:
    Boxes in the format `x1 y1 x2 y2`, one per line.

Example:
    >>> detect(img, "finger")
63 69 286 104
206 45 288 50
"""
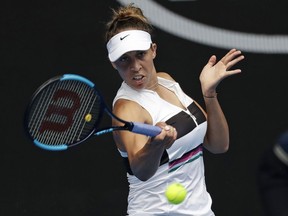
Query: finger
224 48 237 58
206 55 217 67
221 49 243 65
164 125 176 134
225 69 242 77
164 125 171 131
226 55 245 69
221 49 237 61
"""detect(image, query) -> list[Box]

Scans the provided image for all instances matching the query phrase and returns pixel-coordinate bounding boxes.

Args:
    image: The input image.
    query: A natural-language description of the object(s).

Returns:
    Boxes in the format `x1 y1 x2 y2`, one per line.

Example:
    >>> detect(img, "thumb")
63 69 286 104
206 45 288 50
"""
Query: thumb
206 55 217 67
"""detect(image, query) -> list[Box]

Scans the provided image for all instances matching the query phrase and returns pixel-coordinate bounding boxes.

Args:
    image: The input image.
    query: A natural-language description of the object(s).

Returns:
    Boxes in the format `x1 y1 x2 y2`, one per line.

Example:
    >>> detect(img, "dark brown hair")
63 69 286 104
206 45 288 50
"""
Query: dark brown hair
105 3 154 43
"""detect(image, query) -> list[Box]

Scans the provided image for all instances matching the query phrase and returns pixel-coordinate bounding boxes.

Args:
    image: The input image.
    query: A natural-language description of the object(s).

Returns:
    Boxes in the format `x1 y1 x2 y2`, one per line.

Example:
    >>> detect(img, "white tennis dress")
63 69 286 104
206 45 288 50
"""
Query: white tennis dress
113 77 215 216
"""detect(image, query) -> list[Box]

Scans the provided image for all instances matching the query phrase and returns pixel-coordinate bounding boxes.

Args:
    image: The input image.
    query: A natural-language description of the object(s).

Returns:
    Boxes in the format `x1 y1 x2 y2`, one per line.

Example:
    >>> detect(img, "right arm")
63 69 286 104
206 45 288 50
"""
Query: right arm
112 99 177 181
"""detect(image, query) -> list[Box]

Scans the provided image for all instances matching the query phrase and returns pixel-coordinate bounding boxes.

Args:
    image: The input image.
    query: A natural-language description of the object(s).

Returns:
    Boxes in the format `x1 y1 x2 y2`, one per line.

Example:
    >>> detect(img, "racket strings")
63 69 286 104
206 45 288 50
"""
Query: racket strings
51 80 82 145
29 83 61 144
66 81 99 144
75 91 98 142
52 81 100 145
47 81 78 145
29 81 67 145
58 80 84 144
45 81 77 145
28 80 101 146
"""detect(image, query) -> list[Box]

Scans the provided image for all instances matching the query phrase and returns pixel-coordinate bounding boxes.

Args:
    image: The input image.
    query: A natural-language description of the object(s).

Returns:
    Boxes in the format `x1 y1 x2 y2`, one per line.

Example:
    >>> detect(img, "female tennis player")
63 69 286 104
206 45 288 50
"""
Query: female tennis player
105 3 244 215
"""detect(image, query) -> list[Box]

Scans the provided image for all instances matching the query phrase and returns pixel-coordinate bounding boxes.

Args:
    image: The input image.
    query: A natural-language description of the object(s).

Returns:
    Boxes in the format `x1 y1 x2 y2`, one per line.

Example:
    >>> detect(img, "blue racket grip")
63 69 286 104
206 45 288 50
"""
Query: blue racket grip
131 122 162 137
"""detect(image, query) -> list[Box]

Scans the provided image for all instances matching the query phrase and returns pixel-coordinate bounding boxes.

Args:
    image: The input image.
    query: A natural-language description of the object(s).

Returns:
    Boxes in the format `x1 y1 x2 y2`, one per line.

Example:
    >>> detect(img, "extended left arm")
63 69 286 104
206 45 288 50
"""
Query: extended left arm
200 49 244 153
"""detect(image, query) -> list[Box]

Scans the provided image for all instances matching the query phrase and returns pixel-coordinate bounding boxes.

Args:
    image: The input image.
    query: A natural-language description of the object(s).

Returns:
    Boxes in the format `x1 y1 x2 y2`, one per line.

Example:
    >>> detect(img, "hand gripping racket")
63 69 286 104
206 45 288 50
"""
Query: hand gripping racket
24 74 162 151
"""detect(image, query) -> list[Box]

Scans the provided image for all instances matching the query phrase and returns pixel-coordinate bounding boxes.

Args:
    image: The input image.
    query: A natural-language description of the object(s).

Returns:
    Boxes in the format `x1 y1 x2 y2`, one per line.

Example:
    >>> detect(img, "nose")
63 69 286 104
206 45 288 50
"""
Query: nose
130 58 142 72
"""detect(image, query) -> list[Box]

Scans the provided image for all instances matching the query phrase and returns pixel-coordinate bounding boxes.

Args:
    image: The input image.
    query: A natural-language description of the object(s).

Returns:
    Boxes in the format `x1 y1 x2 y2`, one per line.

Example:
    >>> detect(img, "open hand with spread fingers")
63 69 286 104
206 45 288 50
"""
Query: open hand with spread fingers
200 49 245 97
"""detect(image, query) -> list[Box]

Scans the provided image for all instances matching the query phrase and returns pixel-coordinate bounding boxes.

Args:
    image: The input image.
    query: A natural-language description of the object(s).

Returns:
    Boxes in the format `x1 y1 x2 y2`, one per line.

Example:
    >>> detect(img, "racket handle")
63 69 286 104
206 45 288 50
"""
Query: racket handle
131 122 162 137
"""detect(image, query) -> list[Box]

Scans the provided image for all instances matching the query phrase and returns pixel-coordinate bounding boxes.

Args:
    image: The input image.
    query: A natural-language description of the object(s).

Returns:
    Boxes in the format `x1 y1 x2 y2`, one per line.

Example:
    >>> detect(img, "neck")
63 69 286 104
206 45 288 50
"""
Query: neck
147 80 159 91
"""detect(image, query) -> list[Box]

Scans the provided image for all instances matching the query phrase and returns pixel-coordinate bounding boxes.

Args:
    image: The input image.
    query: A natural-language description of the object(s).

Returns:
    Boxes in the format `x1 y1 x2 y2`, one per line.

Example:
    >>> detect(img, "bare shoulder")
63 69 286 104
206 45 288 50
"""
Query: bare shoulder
114 99 142 114
157 72 176 81
113 99 151 123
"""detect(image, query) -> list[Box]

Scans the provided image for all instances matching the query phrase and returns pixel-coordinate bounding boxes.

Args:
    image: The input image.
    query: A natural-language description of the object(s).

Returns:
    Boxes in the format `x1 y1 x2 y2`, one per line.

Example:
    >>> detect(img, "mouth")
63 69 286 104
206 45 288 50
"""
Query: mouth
132 75 144 81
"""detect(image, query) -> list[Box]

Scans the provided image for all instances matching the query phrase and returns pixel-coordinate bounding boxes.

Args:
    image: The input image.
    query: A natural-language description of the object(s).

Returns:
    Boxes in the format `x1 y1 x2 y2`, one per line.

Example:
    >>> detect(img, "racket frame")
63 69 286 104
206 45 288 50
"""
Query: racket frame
24 74 137 151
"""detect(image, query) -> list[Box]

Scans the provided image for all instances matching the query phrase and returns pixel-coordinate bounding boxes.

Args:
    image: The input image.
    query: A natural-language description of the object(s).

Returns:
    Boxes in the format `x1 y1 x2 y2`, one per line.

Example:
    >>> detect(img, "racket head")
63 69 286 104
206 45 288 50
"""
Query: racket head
24 74 105 151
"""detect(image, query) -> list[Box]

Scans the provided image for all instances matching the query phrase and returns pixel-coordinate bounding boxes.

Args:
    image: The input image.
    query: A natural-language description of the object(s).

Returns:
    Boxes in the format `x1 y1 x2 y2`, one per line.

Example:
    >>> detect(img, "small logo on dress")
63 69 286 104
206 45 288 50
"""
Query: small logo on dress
120 34 129 40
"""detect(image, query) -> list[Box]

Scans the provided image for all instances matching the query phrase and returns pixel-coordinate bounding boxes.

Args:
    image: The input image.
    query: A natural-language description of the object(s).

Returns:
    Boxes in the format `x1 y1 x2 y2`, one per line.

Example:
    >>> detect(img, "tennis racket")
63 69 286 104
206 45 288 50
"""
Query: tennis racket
24 74 162 151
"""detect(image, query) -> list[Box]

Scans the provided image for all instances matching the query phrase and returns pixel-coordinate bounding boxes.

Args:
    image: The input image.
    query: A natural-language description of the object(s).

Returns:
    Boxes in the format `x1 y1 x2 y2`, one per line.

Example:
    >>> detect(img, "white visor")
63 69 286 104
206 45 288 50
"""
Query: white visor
106 30 152 62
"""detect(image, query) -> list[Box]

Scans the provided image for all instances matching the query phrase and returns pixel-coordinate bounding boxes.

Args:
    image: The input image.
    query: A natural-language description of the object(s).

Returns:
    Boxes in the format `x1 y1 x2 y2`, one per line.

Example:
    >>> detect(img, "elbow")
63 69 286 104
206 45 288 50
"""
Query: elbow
131 166 156 182
214 141 229 154
137 175 151 182
219 143 229 153
132 167 157 182
204 140 229 154
221 139 230 153
211 147 229 154
134 172 154 181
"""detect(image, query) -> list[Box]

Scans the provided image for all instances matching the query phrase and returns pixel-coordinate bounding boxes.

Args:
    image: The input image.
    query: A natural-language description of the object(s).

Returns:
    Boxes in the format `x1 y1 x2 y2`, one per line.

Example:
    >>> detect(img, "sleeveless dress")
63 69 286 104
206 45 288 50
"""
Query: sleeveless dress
113 76 215 216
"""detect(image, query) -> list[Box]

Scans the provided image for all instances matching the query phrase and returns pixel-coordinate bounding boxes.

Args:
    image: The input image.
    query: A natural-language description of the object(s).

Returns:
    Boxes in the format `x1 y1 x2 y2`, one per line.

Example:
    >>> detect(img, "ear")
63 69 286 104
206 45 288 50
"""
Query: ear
151 43 157 59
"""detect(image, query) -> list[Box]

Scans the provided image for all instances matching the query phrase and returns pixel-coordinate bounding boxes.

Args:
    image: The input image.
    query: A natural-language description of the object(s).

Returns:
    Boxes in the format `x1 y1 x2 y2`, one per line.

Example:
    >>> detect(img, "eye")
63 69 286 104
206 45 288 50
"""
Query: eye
136 51 146 58
118 55 129 63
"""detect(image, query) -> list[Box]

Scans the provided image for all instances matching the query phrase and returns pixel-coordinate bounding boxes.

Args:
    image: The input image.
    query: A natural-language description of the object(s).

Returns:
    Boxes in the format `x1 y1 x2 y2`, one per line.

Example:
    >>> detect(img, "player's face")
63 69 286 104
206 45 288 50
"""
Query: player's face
112 43 157 90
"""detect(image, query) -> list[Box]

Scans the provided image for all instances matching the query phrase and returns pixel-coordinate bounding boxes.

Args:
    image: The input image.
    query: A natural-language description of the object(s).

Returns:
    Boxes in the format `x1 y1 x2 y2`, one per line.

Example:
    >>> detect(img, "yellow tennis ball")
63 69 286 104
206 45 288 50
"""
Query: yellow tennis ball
84 114 92 122
165 183 187 204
